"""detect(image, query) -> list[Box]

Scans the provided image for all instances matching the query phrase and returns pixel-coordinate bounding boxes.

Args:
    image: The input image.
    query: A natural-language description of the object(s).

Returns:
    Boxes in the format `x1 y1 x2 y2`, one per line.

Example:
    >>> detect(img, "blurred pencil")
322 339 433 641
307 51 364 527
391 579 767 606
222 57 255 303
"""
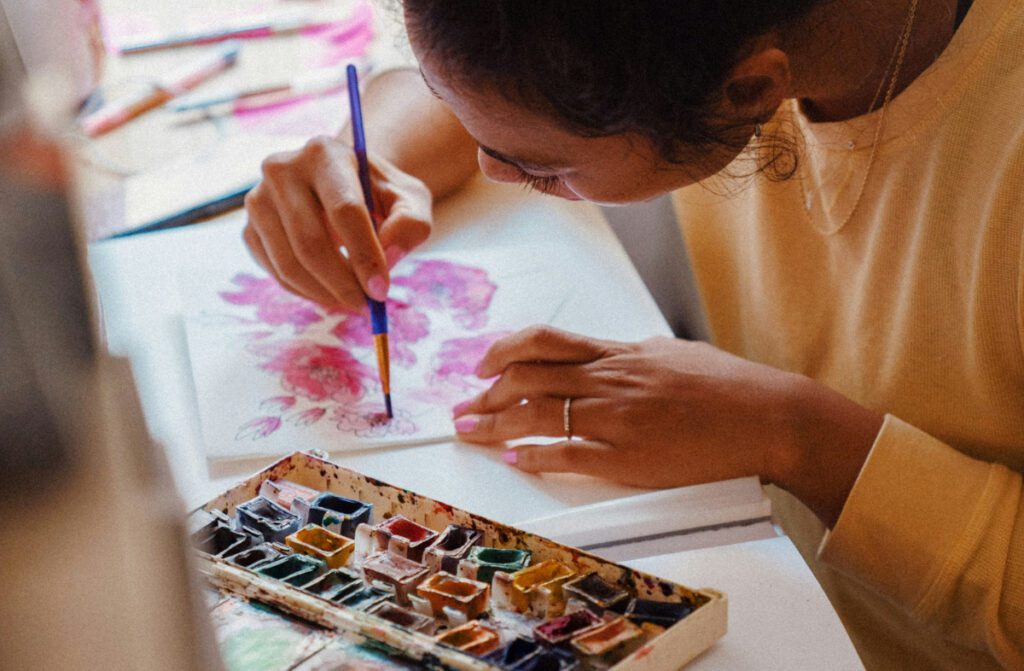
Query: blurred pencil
81 41 240 137
119 16 331 54
170 68 347 113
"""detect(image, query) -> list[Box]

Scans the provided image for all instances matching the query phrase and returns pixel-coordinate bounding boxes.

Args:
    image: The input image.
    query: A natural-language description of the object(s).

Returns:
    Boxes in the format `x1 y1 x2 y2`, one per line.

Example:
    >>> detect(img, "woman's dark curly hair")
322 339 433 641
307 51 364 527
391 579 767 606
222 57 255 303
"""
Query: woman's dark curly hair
402 1 825 181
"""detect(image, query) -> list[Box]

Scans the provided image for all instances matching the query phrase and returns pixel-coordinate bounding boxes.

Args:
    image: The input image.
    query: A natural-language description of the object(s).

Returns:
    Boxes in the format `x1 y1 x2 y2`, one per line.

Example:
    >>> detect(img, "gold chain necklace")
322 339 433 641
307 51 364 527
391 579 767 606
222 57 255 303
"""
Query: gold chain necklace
798 0 920 233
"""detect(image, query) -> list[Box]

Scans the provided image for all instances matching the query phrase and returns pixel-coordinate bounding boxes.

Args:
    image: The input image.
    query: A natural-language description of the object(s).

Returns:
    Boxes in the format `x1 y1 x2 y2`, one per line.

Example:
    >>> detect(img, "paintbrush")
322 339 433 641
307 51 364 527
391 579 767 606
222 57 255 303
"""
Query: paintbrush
345 64 392 419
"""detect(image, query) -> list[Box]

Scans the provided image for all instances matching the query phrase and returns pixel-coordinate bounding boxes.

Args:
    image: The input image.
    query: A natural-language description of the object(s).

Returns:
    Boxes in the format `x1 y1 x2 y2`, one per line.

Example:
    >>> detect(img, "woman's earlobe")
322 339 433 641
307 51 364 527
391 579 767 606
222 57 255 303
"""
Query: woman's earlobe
723 47 791 120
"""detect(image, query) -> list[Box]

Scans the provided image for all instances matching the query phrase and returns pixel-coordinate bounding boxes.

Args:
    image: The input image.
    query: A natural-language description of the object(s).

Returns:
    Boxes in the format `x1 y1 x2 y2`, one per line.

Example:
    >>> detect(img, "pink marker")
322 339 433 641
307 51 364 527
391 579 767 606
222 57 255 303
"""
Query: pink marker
80 41 240 137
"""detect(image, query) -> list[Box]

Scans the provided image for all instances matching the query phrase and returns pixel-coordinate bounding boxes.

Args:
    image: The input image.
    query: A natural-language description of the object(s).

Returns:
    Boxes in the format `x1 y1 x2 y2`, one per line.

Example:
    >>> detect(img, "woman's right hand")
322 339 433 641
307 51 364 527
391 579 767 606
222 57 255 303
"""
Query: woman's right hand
243 135 433 310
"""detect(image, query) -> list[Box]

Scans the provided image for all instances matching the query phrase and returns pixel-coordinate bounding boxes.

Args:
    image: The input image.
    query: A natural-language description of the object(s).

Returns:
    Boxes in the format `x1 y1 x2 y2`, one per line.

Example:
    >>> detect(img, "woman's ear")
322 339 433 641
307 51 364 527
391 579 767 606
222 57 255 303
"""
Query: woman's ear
722 47 792 122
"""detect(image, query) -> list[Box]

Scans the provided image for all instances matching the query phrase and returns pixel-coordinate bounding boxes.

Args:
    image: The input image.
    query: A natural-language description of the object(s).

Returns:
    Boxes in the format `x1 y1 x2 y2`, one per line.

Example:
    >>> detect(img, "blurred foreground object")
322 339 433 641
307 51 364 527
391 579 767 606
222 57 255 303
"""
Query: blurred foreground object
0 4 219 669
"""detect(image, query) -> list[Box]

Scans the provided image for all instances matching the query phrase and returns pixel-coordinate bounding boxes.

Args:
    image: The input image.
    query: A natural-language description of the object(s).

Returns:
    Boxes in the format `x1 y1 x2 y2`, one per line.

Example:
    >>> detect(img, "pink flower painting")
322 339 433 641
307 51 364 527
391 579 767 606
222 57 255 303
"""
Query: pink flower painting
221 273 322 333
254 342 374 403
431 332 511 387
288 407 327 427
331 405 418 438
236 416 282 441
260 396 297 412
213 257 518 443
393 260 496 329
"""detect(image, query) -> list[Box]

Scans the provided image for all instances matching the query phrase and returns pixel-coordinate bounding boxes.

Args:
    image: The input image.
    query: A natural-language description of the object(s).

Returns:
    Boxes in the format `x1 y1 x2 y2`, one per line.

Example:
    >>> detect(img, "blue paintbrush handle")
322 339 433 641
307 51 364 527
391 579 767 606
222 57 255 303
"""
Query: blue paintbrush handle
346 64 389 336
368 298 388 335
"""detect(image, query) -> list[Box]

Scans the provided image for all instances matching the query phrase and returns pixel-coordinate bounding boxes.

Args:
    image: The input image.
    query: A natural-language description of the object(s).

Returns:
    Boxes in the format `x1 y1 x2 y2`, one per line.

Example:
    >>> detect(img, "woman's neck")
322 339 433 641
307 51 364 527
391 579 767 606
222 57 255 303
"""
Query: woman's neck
783 0 963 122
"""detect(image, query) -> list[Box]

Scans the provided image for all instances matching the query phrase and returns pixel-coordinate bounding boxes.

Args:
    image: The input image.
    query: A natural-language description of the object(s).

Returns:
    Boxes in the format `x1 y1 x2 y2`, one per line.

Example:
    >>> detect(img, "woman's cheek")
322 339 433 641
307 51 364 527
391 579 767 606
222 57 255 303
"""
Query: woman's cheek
552 181 584 201
476 149 521 183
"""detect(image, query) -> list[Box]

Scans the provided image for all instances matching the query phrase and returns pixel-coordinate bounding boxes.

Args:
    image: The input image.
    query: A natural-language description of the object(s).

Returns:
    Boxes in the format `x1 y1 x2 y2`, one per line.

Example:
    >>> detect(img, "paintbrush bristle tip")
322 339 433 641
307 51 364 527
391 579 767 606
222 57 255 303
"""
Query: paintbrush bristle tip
384 393 393 419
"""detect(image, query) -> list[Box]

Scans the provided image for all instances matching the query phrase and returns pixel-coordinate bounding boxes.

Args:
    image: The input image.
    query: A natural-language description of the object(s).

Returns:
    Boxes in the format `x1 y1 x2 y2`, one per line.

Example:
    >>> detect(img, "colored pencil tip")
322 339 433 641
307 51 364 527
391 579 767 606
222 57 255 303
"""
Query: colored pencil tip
384 393 393 419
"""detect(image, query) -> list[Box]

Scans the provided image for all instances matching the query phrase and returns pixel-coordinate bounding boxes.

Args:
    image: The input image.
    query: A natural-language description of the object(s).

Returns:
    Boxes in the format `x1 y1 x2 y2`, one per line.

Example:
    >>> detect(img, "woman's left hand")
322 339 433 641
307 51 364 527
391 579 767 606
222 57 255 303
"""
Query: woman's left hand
453 326 882 519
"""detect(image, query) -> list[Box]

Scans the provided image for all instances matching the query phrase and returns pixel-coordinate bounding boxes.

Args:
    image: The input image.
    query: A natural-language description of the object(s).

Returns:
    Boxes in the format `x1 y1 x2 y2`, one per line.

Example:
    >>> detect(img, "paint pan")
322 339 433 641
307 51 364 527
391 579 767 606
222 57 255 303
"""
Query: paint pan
260 478 319 516
187 508 231 535
435 621 502 657
423 525 482 574
306 492 372 538
367 602 438 634
236 495 301 542
533 609 603 646
569 617 644 667
192 519 250 558
362 552 430 605
256 554 326 586
494 560 576 617
563 573 630 614
337 585 393 611
227 543 283 569
356 515 438 562
301 567 362 601
484 637 544 670
624 598 695 628
286 524 355 568
412 571 490 622
457 546 531 584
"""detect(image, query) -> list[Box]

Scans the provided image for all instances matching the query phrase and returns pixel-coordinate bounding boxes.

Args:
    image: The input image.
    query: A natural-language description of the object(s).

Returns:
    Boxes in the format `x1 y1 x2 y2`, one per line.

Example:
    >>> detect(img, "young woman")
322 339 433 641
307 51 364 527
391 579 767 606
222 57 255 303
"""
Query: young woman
243 1 1022 668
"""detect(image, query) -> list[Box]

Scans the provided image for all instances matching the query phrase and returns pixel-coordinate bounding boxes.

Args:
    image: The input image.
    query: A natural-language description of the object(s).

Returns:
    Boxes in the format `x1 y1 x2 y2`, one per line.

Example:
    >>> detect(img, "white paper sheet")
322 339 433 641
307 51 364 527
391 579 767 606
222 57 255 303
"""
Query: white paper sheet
181 246 570 460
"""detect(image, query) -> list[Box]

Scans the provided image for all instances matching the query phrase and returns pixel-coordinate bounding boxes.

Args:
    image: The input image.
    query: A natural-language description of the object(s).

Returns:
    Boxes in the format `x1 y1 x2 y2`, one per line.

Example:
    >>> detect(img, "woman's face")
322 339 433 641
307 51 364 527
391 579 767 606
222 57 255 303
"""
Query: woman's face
414 47 745 205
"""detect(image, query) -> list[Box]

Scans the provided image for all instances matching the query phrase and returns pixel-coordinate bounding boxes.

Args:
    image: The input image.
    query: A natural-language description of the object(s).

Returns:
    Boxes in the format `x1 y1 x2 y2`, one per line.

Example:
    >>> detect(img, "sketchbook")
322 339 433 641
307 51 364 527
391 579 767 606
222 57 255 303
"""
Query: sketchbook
181 245 570 461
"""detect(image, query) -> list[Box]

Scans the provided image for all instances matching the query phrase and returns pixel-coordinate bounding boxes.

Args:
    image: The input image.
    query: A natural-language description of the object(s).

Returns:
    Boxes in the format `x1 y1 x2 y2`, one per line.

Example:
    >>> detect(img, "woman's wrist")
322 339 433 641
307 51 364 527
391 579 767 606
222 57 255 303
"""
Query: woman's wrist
769 373 885 527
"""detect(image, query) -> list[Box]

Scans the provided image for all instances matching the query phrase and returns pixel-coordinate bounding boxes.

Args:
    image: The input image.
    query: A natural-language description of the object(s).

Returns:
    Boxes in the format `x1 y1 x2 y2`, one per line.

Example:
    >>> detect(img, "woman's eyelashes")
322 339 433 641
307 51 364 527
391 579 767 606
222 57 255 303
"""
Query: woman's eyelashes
518 170 562 194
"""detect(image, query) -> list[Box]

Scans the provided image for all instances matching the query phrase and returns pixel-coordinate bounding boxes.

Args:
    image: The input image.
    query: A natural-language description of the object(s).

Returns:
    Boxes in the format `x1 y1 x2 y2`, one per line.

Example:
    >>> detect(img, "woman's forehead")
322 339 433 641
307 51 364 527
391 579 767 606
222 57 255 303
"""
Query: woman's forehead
416 54 589 169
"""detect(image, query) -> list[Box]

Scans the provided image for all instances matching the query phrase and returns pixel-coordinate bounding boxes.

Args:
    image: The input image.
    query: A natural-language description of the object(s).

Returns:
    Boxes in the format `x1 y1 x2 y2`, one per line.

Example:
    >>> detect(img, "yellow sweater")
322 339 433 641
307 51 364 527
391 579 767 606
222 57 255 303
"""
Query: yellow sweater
672 0 1024 668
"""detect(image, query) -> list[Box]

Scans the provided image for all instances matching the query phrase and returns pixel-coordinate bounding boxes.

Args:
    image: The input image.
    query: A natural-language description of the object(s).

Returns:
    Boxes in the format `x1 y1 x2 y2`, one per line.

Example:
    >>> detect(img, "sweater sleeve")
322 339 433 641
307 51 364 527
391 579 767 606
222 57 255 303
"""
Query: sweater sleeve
817 415 1024 668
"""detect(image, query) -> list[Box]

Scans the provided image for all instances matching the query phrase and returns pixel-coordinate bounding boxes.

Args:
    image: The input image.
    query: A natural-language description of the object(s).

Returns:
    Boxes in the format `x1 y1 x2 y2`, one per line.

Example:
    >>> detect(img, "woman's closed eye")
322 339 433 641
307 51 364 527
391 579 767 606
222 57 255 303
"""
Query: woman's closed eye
517 170 562 194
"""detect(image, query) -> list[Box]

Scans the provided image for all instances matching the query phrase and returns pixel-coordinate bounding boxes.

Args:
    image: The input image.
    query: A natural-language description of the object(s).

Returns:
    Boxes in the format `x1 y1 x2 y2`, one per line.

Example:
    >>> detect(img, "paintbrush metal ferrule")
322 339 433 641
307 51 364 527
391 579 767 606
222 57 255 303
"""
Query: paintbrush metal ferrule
373 333 392 418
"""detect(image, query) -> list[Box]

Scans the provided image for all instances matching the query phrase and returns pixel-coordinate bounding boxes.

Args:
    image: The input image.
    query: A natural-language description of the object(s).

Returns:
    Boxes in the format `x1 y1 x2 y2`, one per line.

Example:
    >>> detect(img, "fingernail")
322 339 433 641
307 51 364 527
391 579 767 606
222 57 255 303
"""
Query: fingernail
502 450 518 466
385 245 406 269
367 275 388 302
452 400 473 417
454 416 479 433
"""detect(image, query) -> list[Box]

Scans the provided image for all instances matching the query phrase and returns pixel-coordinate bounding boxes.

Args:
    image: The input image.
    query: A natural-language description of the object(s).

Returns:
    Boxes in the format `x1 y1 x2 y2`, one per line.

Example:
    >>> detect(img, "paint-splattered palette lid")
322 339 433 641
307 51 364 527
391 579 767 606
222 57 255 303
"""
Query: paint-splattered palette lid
194 451 727 670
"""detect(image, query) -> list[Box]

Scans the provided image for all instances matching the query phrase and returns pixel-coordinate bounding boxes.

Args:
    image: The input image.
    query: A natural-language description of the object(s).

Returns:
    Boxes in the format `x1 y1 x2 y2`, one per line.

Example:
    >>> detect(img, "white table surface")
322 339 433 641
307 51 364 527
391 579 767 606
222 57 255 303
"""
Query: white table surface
86 175 862 669
626 538 863 670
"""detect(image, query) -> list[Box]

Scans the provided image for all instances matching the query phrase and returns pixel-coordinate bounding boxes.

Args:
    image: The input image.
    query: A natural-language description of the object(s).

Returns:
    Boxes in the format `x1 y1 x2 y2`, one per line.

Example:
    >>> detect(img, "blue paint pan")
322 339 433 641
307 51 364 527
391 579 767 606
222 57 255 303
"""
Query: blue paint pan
305 493 372 538
624 598 695 627
236 496 301 542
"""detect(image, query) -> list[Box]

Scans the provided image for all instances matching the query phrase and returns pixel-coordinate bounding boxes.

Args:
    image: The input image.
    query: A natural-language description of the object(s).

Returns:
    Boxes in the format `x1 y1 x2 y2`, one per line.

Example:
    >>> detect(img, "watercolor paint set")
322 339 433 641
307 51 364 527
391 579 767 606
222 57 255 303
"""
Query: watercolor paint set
191 452 727 670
